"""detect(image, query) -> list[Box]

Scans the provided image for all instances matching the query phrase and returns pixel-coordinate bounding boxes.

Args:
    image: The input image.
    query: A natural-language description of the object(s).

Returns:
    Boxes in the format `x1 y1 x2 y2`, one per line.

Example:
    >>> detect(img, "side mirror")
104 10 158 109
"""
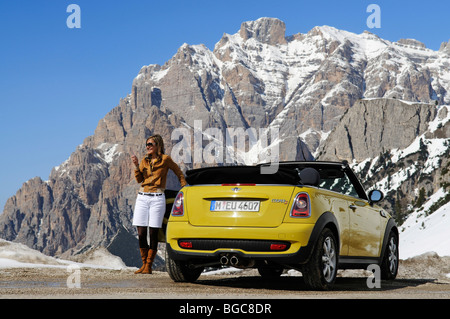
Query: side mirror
368 189 384 204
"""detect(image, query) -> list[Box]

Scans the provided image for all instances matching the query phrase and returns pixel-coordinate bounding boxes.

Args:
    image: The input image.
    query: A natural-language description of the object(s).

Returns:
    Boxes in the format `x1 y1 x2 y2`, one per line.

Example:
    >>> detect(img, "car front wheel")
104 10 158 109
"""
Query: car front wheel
302 228 338 290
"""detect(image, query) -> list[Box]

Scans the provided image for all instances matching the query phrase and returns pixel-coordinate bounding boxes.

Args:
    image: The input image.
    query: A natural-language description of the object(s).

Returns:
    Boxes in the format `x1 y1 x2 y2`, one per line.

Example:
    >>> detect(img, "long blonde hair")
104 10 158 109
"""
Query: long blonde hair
146 134 165 162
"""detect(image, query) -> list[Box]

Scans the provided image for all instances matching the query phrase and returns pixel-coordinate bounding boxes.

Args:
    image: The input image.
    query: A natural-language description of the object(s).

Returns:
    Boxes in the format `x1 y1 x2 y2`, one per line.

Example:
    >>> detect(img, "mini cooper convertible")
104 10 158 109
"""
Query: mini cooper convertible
165 161 399 290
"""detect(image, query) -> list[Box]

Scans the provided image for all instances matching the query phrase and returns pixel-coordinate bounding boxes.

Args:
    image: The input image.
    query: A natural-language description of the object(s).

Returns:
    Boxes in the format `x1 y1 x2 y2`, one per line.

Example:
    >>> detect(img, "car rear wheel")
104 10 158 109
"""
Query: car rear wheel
302 228 338 290
380 231 398 280
165 249 203 282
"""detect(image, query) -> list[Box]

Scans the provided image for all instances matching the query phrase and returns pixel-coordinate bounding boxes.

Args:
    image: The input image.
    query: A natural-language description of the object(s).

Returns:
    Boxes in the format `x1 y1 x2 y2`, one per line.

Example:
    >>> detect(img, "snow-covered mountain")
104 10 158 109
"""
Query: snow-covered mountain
0 18 449 265
133 17 450 152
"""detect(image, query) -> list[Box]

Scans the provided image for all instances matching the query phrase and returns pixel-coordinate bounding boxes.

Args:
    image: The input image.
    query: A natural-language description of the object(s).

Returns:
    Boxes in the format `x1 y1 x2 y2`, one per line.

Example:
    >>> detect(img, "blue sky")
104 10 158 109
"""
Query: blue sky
1 0 449 209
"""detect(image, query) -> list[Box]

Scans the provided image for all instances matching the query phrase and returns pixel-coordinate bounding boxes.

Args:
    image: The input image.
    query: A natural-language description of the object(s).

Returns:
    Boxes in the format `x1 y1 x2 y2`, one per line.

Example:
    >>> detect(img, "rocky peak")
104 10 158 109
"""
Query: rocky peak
440 40 450 54
239 17 287 45
397 38 427 49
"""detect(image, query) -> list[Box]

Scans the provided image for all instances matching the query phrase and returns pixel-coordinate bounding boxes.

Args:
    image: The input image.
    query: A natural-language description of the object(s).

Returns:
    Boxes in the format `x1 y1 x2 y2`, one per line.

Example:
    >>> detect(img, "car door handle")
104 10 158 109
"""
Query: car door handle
349 204 357 210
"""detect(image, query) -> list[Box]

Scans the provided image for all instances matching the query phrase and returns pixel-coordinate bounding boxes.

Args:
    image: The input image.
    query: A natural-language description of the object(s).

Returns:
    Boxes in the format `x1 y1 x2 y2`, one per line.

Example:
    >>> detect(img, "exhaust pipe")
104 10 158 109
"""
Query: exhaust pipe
229 255 239 267
220 255 229 265
220 254 255 268
230 254 255 268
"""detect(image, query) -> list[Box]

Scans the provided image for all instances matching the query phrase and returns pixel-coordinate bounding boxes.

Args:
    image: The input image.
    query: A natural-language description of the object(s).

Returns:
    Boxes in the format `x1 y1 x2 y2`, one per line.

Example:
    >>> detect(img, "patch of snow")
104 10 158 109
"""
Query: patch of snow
283 269 302 277
75 247 127 270
429 105 450 133
0 239 128 270
97 143 120 164
374 164 418 195
202 267 244 276
153 66 170 81
399 189 450 260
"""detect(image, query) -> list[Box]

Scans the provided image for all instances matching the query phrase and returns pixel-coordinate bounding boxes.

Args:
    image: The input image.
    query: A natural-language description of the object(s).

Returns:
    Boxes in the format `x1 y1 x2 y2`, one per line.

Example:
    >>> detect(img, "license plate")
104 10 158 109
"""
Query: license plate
210 200 260 212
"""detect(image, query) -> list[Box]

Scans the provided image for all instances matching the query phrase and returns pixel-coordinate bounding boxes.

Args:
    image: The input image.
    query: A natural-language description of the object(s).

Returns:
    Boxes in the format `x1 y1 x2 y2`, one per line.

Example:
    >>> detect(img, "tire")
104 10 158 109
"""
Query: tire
302 228 338 290
165 249 203 282
380 231 399 280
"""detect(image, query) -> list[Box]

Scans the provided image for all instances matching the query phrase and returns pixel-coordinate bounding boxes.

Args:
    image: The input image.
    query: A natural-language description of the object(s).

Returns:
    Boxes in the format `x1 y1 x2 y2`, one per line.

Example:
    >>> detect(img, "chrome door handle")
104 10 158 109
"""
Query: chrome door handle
349 204 357 210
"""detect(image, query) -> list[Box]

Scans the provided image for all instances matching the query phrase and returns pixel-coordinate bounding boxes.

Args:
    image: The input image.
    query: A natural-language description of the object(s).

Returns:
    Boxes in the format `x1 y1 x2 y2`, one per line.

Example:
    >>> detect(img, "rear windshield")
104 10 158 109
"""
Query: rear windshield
185 166 299 185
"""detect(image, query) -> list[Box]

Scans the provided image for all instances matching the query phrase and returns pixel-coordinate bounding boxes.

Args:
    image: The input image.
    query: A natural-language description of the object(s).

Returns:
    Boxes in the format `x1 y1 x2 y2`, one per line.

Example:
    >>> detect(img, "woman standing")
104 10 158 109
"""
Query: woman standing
131 135 187 274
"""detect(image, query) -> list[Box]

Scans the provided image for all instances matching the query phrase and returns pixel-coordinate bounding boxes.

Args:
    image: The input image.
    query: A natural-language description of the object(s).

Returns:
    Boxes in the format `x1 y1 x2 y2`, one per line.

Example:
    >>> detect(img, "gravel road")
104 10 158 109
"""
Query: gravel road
1 253 450 299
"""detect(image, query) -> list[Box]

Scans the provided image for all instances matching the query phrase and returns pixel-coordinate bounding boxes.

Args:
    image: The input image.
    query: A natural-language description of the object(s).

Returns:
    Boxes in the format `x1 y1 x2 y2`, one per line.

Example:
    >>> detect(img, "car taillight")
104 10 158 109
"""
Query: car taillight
171 192 184 216
290 192 310 218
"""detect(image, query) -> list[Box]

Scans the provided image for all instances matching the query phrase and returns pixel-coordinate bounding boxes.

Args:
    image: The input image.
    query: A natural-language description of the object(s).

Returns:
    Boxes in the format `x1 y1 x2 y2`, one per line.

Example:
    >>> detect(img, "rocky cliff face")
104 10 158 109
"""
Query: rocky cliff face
317 98 437 162
1 18 449 265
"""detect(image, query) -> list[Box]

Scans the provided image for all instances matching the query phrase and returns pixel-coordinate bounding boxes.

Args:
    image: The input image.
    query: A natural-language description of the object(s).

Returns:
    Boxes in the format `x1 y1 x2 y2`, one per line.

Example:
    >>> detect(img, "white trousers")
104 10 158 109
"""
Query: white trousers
132 193 166 228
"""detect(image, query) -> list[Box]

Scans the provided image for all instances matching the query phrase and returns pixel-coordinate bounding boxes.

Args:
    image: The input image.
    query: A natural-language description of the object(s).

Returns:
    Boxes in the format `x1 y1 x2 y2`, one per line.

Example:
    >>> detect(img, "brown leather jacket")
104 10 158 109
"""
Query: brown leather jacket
134 154 187 192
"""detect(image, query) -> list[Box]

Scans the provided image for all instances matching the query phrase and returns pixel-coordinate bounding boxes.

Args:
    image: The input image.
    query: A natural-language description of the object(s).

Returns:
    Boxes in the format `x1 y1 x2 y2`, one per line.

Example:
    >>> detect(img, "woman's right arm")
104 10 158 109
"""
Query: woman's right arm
132 155 144 183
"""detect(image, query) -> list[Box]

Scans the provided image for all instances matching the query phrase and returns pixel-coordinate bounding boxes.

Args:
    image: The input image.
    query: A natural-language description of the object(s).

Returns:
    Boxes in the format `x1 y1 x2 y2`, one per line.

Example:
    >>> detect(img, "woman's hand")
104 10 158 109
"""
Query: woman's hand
131 155 139 168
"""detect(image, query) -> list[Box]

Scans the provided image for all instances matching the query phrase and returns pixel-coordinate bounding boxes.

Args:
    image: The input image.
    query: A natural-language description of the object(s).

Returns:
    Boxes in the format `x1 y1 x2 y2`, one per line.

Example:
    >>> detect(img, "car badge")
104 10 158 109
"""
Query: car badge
231 187 241 192
272 199 288 204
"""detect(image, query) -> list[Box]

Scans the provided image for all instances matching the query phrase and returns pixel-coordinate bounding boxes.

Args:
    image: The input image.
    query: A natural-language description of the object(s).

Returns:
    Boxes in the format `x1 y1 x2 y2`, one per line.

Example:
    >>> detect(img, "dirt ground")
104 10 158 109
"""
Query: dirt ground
1 253 450 299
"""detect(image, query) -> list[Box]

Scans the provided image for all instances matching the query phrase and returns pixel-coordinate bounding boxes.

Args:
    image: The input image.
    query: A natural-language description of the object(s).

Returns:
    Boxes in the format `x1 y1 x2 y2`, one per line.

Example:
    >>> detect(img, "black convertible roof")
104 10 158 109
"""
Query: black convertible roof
185 165 299 185
185 161 348 186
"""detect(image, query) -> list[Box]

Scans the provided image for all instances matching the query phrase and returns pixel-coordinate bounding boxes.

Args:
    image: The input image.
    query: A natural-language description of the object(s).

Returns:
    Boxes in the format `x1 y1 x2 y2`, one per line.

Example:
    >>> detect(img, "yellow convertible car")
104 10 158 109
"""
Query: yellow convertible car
165 161 399 290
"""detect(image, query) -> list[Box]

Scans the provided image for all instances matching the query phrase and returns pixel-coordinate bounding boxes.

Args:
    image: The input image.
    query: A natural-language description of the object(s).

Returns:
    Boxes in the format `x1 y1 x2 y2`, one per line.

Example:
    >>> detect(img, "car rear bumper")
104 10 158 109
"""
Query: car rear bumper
166 222 315 264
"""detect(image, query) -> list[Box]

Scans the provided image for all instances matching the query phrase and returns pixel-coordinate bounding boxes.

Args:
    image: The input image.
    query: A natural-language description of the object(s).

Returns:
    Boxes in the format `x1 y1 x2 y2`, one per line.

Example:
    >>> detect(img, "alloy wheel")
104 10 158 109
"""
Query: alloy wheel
388 236 398 274
322 236 336 282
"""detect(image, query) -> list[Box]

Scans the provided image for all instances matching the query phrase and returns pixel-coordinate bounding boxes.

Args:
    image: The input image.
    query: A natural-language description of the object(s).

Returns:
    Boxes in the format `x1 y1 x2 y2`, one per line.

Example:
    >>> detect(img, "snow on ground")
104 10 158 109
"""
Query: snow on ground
399 189 450 260
0 239 128 270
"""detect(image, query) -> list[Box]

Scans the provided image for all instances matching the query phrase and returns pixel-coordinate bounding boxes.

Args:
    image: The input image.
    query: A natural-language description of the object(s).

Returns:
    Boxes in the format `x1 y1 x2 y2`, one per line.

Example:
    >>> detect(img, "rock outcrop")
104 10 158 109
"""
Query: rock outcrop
317 98 437 162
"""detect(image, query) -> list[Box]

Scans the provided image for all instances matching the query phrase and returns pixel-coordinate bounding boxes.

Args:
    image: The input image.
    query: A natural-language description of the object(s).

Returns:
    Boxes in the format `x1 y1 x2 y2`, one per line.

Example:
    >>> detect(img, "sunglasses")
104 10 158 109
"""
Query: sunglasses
146 142 155 147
